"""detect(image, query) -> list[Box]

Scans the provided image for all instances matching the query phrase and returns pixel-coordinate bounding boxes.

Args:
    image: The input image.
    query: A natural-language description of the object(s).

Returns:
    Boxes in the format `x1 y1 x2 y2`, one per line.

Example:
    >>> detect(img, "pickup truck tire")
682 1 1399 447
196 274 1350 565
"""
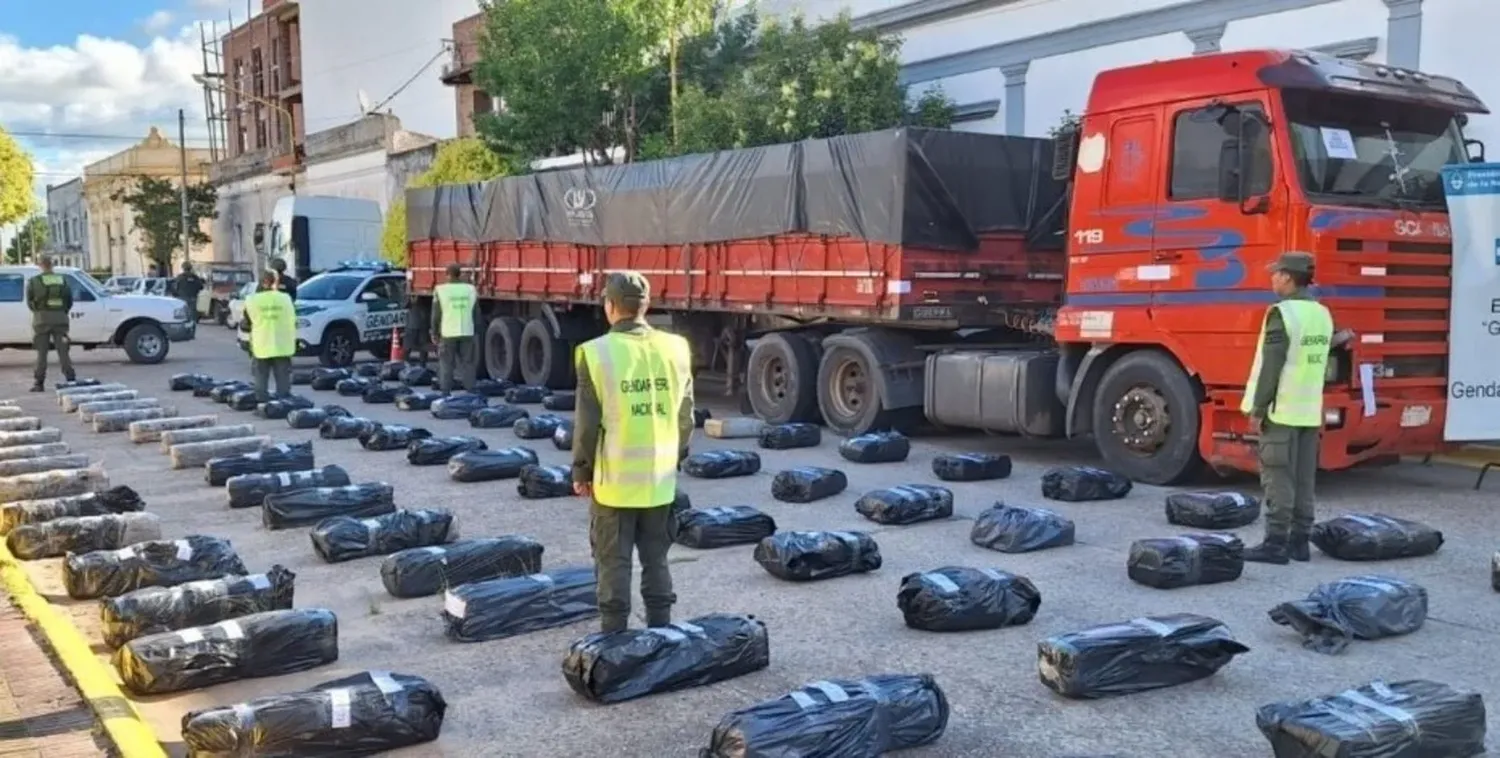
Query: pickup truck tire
1091 350 1204 486
747 332 820 424
319 324 359 367
484 316 525 383
519 318 573 389
122 323 169 364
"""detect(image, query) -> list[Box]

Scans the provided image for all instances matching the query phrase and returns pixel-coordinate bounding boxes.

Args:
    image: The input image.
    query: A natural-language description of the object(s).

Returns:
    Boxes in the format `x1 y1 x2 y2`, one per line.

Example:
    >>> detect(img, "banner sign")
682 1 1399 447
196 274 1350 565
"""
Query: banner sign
1440 163 1500 441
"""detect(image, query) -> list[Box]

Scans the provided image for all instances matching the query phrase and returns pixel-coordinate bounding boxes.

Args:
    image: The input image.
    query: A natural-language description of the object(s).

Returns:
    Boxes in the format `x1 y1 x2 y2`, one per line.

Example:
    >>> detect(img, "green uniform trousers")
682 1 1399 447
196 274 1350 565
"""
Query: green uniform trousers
437 336 476 393
1258 421 1320 538
589 500 675 633
32 323 74 385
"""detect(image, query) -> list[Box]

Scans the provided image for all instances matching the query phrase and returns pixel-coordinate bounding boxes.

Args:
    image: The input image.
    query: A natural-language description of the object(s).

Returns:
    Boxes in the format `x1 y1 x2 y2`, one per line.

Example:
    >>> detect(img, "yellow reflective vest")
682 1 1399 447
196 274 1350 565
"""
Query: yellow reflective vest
435 282 477 338
578 327 692 508
1241 299 1334 427
245 289 297 359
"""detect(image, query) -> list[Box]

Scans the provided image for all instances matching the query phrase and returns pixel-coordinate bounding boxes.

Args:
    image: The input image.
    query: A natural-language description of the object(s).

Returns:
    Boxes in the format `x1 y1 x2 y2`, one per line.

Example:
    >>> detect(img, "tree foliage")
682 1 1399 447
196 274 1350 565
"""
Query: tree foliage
112 176 217 274
3 215 47 264
382 138 514 266
0 127 35 227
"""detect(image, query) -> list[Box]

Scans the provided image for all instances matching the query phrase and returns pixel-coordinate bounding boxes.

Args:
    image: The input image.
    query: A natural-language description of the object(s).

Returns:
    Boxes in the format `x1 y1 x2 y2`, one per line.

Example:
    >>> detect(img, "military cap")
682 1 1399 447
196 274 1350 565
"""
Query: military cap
1267 251 1315 275
603 271 650 305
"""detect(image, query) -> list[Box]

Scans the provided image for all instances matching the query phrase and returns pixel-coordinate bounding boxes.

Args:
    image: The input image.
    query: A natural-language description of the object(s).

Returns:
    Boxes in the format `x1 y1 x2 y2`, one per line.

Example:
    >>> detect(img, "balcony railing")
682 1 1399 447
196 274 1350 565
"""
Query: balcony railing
440 42 477 85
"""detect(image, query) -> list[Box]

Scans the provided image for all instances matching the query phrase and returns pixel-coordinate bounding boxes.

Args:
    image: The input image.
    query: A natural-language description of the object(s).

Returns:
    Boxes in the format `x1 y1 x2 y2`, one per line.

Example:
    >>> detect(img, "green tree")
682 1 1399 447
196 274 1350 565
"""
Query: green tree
112 176 218 274
382 138 514 266
3 215 47 264
1048 109 1082 137
622 0 718 147
0 127 35 227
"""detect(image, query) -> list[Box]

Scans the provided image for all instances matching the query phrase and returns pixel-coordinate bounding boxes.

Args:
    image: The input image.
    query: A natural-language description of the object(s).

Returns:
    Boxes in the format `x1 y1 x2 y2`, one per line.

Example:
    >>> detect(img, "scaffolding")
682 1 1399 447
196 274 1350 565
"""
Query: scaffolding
198 18 230 163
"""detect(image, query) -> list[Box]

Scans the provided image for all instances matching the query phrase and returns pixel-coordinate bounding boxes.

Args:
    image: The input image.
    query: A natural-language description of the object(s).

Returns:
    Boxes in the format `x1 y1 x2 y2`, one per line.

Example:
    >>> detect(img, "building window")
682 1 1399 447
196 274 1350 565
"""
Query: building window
255 118 268 150
1168 104 1272 200
236 124 248 154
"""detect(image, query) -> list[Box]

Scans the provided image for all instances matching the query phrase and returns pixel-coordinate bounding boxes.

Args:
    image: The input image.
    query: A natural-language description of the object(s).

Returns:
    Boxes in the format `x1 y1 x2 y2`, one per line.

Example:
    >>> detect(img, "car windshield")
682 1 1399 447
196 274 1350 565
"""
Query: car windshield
69 272 107 297
296 273 363 301
114 277 138 289
1282 89 1466 209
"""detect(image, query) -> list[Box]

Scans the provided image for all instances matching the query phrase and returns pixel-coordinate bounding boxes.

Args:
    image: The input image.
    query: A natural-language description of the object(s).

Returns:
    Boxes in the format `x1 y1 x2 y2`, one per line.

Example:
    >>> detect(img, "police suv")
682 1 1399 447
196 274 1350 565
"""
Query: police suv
238 261 407 367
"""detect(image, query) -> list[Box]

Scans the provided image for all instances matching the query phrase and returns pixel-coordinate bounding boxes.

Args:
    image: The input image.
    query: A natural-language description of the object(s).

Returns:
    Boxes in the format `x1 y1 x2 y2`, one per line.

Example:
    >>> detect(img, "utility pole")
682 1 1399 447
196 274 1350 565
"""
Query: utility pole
178 109 192 274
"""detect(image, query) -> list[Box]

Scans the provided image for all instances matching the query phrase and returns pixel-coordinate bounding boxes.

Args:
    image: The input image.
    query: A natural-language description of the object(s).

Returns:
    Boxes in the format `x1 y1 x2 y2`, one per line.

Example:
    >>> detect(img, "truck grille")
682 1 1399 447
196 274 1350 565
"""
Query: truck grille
1333 239 1449 384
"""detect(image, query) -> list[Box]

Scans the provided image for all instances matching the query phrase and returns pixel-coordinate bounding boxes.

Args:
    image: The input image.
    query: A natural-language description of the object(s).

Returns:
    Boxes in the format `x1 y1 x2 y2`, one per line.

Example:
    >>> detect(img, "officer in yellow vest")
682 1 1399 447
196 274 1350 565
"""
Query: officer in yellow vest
572 272 695 633
25 256 75 392
243 270 297 402
1242 252 1334 565
430 263 477 393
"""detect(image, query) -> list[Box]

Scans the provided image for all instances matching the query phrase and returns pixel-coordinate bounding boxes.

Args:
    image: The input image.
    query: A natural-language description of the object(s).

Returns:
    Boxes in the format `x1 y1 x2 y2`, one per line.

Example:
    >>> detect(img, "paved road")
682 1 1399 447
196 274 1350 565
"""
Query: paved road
4 329 1499 757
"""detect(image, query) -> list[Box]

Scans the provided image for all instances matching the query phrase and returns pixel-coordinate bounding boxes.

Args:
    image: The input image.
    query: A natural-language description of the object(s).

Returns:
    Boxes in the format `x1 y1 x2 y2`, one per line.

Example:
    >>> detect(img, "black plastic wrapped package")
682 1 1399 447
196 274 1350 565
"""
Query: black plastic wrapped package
1256 679 1486 758
396 389 442 410
518 464 573 499
399 365 435 386
675 506 776 549
320 416 378 440
693 408 711 428
970 504 1075 553
99 566 296 648
63 536 248 600
285 407 329 429
1311 513 1444 561
897 567 1041 632
1269 575 1428 655
362 384 400 404
226 465 352 509
542 391 575 411
180 670 447 757
208 382 250 402
441 566 597 642
703 674 950 758
431 393 487 420
513 413 566 439
262 483 396 530
1042 466 1133 501
472 378 510 397
757 423 821 450
407 436 487 466
169 373 213 391
227 389 259 411
359 424 432 451
855 484 953 525
350 362 378 378
309 368 351 391
379 360 407 380
552 419 574 451
505 385 548 404
837 431 910 463
931 452 1012 481
205 441 315 486
769 467 848 503
192 382 220 398
564 613 770 703
682 450 762 479
0 487 144 534
1037 613 1250 699
1165 491 1261 530
1494 552 1500 592
335 377 376 396
381 536 545 598
447 447 538 483
1126 533 1245 589
754 531 881 582
7 512 161 560
470 405 528 428
311 509 459 563
55 377 103 389
290 367 315 385
256 395 315 419
113 608 339 695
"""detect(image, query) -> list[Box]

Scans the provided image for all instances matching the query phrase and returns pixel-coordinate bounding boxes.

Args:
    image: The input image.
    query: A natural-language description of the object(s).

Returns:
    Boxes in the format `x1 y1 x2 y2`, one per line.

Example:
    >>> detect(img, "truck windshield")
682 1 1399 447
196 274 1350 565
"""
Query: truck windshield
1282 89 1465 209
296 273 363 301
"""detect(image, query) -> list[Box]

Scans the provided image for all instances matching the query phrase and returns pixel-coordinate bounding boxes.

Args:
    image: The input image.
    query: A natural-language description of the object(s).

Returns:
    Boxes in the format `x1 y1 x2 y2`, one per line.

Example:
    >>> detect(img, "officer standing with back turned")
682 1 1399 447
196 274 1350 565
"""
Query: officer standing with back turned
26 256 75 391
572 272 695 633
1241 252 1334 565
431 263 477 393
243 269 297 402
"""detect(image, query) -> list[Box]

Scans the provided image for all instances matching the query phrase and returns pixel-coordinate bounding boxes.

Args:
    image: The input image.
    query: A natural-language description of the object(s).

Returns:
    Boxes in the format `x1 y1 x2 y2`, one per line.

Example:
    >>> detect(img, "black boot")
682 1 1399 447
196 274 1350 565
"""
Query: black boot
645 609 671 628
1288 531 1311 562
1244 534 1290 565
29 382 43 392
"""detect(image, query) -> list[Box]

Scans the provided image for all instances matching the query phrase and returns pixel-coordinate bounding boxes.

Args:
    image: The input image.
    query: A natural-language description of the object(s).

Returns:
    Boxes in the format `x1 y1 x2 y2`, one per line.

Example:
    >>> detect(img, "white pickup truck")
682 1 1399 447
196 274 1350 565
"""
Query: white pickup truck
0 265 196 363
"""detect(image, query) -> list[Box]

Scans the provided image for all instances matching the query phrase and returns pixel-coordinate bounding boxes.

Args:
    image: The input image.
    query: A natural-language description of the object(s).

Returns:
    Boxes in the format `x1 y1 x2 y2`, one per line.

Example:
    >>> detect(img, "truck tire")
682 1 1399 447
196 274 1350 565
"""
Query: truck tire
122 322 169 364
319 323 359 367
519 318 573 389
816 344 915 436
485 316 525 383
1091 350 1204 486
747 332 820 424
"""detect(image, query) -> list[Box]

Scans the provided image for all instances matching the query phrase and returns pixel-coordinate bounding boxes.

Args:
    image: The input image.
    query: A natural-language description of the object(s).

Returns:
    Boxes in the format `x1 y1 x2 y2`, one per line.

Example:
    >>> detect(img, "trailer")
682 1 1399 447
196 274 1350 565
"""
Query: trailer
407 48 1486 485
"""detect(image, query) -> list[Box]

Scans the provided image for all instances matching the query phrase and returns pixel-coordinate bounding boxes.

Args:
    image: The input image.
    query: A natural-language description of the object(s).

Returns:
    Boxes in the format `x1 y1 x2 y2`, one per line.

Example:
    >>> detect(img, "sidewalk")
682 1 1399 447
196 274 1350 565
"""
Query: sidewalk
0 604 107 758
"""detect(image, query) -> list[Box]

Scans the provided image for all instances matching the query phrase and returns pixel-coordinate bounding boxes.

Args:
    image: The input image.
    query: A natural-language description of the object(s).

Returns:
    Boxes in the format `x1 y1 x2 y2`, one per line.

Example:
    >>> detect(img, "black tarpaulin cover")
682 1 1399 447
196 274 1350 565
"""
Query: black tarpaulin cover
1269 575 1429 655
513 413 566 440
564 613 770 704
1165 491 1261 530
897 566 1041 632
757 423 821 450
396 389 443 411
320 416 378 439
838 431 910 464
180 670 447 757
1037 613 1250 699
63 536 248 600
0 486 143 535
542 392 575 411
682 450 761 479
518 464 573 499
447 447 539 483
310 369 351 391
553 419 574 451
1311 513 1444 561
970 503 1075 553
7 512 161 560
931 452 1012 482
262 483 396 530
226 465 352 509
205 441 315 486
702 673 950 758
674 506 776 549
855 484 953 525
381 536 545 598
310 509 459 563
256 395 315 419
769 466 847 503
407 436 487 466
1257 679 1486 758
1126 533 1245 590
505 385 549 404
431 393 488 420
359 424 432 451
100 566 296 649
169 373 213 391
470 405 529 428
1042 466 1133 501
113 608 339 695
754 531 881 582
441 565 597 642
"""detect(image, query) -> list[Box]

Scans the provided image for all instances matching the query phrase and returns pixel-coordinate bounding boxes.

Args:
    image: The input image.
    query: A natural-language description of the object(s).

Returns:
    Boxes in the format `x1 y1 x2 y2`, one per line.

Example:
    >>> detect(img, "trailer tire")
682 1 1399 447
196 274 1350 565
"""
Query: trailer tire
485 316 525 383
817 344 914 436
1091 350 1204 486
520 318 574 389
747 332 820 424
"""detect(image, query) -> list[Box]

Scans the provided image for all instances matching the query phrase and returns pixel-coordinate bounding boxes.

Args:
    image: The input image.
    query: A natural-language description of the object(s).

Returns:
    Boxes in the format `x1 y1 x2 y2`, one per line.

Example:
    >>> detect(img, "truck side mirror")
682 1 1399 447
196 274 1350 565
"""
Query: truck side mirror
252 223 266 254
1465 138 1486 163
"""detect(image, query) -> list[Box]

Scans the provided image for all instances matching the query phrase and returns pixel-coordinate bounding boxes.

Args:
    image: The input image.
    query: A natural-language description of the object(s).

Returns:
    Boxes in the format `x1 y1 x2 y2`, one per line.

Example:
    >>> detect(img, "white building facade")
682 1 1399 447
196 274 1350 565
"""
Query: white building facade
45 178 89 269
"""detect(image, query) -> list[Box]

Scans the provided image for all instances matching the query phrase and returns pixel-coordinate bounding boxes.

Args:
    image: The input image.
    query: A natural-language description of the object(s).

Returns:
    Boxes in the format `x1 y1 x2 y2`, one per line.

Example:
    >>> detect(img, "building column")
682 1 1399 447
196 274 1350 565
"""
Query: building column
1000 62 1029 135
1185 24 1226 55
1382 0 1422 68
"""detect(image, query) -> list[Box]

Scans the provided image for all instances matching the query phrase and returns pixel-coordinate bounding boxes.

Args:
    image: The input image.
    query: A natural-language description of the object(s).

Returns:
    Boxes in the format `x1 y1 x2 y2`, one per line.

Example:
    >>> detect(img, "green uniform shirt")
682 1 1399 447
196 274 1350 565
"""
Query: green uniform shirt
26 273 72 327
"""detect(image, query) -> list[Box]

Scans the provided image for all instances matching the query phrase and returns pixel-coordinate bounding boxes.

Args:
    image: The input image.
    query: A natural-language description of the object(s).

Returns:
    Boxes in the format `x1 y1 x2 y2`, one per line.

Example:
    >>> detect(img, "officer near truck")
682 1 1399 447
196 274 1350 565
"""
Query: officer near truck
26 256 76 391
430 263 477 393
571 271 695 633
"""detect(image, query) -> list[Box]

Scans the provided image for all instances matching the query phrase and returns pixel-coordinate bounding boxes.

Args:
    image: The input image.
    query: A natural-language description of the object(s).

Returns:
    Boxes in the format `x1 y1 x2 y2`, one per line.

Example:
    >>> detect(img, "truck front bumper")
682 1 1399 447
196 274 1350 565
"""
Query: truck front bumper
1205 395 1449 474
163 321 196 342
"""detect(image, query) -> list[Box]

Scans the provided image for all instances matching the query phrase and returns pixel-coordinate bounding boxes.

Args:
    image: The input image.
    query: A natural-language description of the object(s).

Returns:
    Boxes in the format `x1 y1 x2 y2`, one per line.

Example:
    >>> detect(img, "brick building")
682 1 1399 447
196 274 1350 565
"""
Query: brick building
440 12 498 138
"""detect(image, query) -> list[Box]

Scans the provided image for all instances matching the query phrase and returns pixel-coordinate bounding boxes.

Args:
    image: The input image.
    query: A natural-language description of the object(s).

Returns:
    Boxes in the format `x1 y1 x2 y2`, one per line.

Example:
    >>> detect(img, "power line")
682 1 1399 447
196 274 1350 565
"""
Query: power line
5 130 213 145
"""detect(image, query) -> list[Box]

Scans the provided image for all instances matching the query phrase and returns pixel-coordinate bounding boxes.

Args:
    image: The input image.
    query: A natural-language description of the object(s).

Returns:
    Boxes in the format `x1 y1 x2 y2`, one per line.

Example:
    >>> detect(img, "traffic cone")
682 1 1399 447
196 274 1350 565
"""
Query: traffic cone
390 327 405 362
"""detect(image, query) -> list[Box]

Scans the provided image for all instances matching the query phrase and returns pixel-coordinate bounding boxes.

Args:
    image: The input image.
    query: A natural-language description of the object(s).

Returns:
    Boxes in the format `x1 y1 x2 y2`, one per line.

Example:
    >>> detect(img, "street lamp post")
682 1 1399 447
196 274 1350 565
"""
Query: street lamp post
192 73 296 155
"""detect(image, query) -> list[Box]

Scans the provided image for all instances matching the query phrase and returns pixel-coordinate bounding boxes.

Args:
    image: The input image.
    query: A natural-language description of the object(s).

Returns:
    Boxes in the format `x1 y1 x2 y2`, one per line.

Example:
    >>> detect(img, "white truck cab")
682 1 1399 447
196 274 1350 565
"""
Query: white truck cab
266 195 383 279
237 260 407 366
0 266 195 363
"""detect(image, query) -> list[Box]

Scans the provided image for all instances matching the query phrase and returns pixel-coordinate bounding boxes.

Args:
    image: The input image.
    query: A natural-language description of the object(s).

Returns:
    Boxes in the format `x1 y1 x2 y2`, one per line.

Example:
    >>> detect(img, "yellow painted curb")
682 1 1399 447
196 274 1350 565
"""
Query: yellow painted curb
0 542 166 758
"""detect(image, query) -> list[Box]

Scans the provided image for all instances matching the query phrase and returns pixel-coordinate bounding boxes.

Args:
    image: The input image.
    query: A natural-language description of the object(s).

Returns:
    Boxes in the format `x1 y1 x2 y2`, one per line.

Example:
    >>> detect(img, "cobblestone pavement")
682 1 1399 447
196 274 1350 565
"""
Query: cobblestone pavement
0 604 109 757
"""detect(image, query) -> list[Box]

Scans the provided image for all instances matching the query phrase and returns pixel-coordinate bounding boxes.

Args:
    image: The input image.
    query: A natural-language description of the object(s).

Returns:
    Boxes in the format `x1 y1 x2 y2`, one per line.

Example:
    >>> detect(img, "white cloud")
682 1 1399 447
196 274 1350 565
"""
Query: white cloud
189 0 234 10
139 10 177 36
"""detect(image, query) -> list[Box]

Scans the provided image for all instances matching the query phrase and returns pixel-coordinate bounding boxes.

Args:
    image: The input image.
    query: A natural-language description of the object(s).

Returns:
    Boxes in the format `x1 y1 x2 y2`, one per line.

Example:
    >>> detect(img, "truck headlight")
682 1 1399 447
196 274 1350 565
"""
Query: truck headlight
172 306 187 320
1324 409 1344 428
296 318 310 328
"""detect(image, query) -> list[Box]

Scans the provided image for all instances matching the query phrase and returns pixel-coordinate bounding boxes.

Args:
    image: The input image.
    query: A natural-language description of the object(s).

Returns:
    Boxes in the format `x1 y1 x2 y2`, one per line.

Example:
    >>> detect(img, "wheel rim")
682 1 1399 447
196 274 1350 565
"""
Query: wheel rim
826 355 868 422
330 334 354 365
136 333 164 358
1111 383 1171 455
757 354 789 405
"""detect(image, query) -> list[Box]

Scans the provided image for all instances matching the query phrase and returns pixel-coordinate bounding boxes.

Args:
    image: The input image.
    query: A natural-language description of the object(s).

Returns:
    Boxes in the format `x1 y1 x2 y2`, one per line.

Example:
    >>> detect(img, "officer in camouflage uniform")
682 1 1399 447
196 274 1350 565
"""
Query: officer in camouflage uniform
25 256 75 392
1242 252 1335 565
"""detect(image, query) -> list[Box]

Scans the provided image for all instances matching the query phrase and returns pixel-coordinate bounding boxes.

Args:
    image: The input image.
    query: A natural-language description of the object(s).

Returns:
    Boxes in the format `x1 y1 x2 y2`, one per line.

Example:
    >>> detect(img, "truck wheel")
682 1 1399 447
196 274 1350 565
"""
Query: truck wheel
816 344 914 436
319 324 359 367
519 318 574 389
485 317 525 383
122 323 169 364
1091 350 1205 485
747 332 820 424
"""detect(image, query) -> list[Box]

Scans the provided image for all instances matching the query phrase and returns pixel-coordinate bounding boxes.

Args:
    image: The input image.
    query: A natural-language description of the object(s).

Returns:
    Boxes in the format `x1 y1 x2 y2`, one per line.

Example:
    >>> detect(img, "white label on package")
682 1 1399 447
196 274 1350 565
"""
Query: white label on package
178 628 205 644
247 574 271 590
359 519 382 530
174 540 193 561
1320 127 1359 159
370 671 402 696
215 620 244 639
921 573 961 593
443 591 466 619
328 688 352 729
807 681 850 702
